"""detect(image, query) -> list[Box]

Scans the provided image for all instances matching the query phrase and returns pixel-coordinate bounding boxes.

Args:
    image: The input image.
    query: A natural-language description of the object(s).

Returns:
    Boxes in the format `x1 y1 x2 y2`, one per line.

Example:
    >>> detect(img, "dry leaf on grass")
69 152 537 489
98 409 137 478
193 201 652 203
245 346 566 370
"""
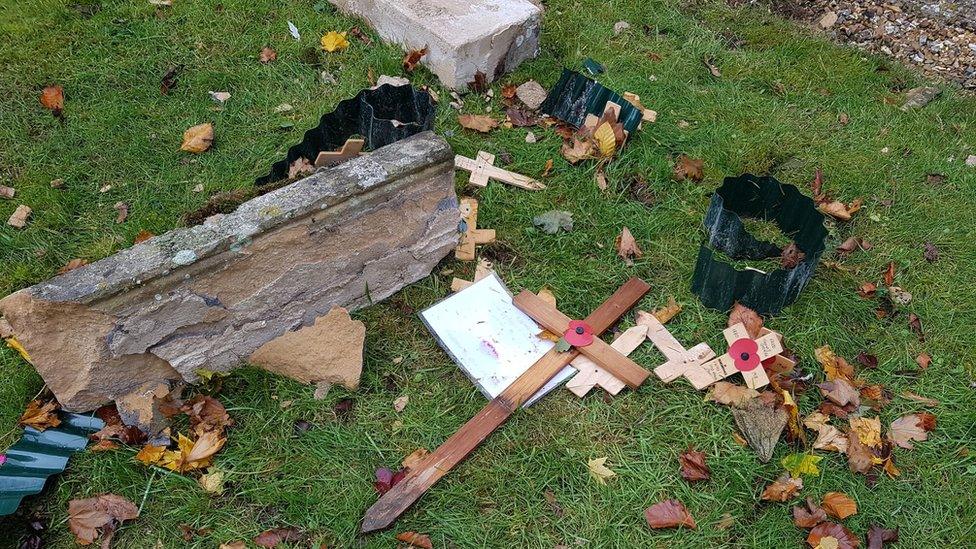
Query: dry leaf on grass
678 447 710 482
134 444 166 465
593 122 617 157
615 227 643 266
822 492 857 519
594 165 607 190
728 302 763 338
760 473 803 502
181 123 214 153
672 155 703 182
888 412 936 449
782 453 822 477
183 394 234 436
348 26 372 46
259 47 277 63
58 258 89 274
395 531 433 549
19 399 61 431
68 494 138 547
458 114 498 133
644 499 696 529
401 447 429 470
793 498 828 529
814 346 855 381
845 431 877 475
320 31 349 52
807 522 859 549
915 353 931 369
40 85 64 118
849 416 882 447
198 470 224 494
818 198 862 221
812 424 848 453
818 378 859 407
587 456 616 485
706 381 759 407
652 297 682 324
219 542 247 549
780 242 806 269
867 524 898 548
901 391 939 406
393 395 409 413
402 47 428 72
158 431 226 473
113 202 128 224
253 527 302 548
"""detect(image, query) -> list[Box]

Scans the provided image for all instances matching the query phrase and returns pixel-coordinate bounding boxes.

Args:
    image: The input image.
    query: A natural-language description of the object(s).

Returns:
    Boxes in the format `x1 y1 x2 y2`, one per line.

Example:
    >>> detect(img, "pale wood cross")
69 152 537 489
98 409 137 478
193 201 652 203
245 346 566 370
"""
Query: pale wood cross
455 198 495 261
455 152 546 191
360 278 652 533
684 323 784 390
315 138 364 167
449 258 493 292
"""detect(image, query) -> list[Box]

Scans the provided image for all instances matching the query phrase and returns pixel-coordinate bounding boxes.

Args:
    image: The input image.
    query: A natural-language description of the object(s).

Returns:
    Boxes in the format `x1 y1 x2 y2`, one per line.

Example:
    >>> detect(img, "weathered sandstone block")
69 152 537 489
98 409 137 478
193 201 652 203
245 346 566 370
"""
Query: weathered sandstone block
330 0 542 89
0 132 459 411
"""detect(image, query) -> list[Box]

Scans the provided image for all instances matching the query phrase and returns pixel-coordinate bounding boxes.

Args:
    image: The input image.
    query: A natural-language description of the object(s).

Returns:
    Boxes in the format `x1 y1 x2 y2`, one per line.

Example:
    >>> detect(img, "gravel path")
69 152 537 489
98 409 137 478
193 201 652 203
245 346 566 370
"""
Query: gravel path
765 0 976 89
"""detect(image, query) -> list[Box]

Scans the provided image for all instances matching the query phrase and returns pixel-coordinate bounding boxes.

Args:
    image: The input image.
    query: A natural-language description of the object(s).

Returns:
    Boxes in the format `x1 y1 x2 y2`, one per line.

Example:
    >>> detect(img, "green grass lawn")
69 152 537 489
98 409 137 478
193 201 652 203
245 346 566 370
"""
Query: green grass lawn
3 0 976 546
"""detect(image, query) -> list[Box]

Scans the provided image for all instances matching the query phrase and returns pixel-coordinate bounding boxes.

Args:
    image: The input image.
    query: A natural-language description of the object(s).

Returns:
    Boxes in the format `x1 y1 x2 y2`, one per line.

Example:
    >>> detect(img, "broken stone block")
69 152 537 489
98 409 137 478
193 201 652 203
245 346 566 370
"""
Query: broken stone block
330 0 542 89
249 306 365 389
0 132 459 411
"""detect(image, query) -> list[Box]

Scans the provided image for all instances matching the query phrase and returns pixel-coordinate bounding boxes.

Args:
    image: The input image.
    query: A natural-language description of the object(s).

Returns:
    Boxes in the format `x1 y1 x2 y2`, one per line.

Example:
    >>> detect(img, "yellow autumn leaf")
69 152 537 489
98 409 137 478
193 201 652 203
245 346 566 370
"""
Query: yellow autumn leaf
5 337 31 362
593 122 616 157
180 123 214 153
587 456 616 485
198 470 225 495
849 416 882 448
134 444 166 465
320 31 349 52
781 452 822 477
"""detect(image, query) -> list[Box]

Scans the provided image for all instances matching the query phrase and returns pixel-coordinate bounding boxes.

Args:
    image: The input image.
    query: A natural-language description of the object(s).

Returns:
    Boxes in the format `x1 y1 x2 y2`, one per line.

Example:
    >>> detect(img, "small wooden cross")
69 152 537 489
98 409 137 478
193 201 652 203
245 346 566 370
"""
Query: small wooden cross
314 138 364 167
455 152 546 191
360 278 651 533
684 323 783 390
450 258 493 292
455 198 495 261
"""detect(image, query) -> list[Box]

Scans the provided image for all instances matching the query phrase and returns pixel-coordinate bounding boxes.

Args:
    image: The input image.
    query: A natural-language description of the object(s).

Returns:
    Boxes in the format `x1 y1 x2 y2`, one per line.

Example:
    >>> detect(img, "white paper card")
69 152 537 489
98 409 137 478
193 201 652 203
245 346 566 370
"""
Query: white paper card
419 273 575 407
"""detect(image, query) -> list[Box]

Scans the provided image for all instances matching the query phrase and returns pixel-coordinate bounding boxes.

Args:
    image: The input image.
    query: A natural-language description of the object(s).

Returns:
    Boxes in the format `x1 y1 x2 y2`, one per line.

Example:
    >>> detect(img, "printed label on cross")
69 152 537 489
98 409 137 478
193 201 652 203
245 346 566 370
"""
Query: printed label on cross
360 278 651 533
685 323 783 390
455 198 495 261
455 152 546 191
314 137 364 167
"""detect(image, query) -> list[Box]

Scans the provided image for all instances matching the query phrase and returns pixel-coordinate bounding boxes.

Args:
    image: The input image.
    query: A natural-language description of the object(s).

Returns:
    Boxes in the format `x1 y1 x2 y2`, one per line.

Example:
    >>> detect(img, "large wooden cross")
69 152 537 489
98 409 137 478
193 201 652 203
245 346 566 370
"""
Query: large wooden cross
455 152 546 191
360 278 651 533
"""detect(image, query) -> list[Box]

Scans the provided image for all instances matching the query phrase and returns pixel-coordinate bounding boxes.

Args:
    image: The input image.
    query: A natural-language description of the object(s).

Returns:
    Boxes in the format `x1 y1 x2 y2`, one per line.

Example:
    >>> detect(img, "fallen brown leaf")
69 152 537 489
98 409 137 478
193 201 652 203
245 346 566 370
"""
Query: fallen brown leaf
644 499 697 529
793 498 827 529
678 447 710 482
867 524 898 548
68 494 139 547
58 258 89 275
19 399 61 431
818 378 859 407
259 47 277 63
541 158 554 178
915 353 931 369
113 202 128 224
818 199 862 221
181 123 214 153
652 297 682 324
401 447 429 470
348 26 372 46
706 381 759 407
501 83 517 99
849 416 882 447
901 391 939 406
857 282 877 298
7 204 31 228
883 261 895 286
458 114 498 133
888 412 936 449
808 522 859 549
253 527 302 548
160 65 182 95
615 227 643 266
728 302 763 338
133 230 155 244
822 491 857 519
40 85 64 118
780 242 806 269
395 531 433 549
402 47 428 72
760 473 803 502
672 155 703 182
908 313 924 342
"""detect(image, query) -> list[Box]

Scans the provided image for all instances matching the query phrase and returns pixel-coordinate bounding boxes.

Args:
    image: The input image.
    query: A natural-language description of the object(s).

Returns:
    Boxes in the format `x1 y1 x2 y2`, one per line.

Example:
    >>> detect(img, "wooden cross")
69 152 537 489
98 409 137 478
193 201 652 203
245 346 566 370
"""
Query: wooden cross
566 324 647 397
455 152 546 191
684 323 783 390
314 138 364 167
455 198 495 261
450 258 493 292
360 278 651 533
568 311 714 397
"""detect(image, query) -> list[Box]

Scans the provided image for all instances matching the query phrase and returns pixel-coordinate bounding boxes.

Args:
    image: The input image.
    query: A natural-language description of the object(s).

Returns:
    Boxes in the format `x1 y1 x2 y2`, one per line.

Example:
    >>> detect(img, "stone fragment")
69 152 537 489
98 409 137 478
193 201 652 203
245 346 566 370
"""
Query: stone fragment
7 204 31 228
375 75 410 88
0 185 14 199
901 86 941 110
731 399 787 463
516 80 547 110
0 133 459 411
249 307 366 389
819 11 838 29
613 21 630 35
330 0 542 89
966 155 976 167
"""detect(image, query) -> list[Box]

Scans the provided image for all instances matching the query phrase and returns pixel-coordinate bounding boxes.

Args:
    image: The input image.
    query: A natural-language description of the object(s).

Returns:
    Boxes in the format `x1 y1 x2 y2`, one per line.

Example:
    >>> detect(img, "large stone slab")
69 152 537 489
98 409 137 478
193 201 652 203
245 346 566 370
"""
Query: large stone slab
0 132 459 411
331 0 542 89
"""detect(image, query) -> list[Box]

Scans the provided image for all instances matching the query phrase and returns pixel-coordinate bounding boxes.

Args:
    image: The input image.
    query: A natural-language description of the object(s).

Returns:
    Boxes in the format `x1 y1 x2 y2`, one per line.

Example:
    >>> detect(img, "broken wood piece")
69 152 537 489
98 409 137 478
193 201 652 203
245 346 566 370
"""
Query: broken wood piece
731 399 787 463
622 92 657 124
314 138 365 167
360 277 650 533
454 153 546 191
455 197 495 261
512 290 651 389
685 323 783 390
635 312 716 384
566 325 647 397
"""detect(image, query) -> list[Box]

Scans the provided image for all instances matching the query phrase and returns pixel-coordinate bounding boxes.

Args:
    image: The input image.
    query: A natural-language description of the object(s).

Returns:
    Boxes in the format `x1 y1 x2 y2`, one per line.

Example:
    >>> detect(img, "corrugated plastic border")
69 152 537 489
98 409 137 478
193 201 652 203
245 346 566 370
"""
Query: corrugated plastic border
539 69 642 133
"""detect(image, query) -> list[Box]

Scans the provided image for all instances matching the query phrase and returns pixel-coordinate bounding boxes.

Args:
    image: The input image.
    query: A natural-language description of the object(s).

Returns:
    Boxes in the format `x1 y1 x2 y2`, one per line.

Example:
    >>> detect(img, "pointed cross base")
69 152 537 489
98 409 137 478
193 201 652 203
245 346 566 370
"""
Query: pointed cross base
455 152 546 191
360 278 651 533
314 138 365 167
455 198 495 261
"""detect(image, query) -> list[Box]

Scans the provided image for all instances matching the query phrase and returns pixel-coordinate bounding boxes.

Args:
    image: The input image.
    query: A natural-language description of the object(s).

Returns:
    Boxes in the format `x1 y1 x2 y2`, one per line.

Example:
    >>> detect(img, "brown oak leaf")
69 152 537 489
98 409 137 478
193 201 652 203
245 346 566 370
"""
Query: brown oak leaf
793 498 828 529
615 227 643 266
678 447 710 482
822 491 858 519
644 499 696 529
395 531 433 549
728 302 763 339
760 473 803 502
672 155 703 182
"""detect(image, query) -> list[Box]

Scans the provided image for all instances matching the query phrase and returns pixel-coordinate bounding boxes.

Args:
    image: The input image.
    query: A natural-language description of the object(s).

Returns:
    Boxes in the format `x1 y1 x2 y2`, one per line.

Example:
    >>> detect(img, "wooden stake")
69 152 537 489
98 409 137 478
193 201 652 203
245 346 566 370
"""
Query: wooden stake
360 278 651 533
314 138 364 167
455 198 495 261
455 154 546 191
